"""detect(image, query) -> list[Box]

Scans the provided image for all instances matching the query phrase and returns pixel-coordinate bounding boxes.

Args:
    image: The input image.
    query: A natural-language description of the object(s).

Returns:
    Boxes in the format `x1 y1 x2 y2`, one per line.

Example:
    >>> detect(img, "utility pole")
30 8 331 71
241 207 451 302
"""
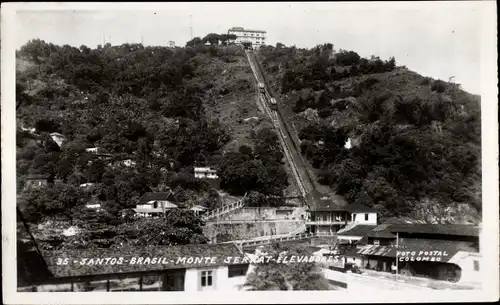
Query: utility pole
396 232 399 285
190 14 193 40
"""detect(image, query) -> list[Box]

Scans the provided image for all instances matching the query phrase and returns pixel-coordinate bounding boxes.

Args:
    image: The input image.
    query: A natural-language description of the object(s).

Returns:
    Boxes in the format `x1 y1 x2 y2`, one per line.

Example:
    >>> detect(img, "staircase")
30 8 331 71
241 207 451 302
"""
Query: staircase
202 193 247 221
288 223 307 235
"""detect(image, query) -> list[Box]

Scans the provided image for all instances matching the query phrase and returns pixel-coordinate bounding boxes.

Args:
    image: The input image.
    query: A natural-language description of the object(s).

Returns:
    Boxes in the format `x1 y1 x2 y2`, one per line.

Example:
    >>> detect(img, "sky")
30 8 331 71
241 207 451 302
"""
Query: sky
14 2 493 94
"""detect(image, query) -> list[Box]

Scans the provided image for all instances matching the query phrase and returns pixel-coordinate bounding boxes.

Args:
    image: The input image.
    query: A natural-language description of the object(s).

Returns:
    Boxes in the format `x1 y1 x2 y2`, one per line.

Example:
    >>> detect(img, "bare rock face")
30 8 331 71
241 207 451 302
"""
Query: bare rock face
410 198 481 225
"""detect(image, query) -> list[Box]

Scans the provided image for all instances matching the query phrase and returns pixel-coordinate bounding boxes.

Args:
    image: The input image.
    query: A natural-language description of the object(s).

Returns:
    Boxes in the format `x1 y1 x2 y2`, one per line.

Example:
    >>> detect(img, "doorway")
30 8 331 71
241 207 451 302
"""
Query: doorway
162 269 186 291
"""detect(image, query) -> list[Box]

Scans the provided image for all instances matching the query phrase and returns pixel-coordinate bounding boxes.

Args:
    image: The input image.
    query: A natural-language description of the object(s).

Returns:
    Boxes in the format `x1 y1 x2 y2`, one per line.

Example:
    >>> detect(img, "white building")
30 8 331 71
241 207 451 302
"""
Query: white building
194 167 219 179
190 205 208 216
49 132 66 147
85 147 99 153
307 198 378 235
134 191 178 217
336 224 378 245
85 203 102 212
227 27 267 49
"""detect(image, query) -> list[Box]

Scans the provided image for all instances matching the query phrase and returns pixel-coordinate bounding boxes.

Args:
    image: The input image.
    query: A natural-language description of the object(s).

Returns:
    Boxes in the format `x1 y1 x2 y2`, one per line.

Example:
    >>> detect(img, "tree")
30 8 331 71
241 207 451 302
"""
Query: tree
244 243 330 291
186 37 202 47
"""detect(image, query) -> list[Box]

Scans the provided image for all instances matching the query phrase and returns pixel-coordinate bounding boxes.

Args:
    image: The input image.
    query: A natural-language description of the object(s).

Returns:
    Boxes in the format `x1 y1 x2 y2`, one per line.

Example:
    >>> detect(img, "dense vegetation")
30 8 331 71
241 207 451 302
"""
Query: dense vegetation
186 33 237 47
244 243 331 290
16 39 290 249
259 43 481 222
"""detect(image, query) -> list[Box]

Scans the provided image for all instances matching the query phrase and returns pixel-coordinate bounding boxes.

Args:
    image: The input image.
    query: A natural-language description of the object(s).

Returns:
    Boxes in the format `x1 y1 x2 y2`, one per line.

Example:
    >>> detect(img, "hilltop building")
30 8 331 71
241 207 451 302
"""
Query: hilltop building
227 27 267 49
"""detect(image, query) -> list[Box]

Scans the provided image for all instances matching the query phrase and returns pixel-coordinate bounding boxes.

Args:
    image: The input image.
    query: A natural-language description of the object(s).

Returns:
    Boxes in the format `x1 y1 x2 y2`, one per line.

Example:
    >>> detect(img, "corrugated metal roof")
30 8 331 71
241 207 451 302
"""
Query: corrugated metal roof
351 238 478 261
387 224 480 237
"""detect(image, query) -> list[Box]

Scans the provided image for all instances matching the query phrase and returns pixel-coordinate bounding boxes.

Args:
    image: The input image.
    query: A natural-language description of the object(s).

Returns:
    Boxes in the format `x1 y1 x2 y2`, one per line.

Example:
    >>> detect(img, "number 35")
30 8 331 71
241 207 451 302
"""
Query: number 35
57 258 69 265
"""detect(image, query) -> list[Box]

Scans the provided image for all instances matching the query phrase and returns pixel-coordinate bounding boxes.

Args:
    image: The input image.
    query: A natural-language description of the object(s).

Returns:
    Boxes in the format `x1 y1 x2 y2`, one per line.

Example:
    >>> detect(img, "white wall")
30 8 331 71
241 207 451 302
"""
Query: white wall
184 268 199 292
447 251 481 285
344 256 363 267
351 212 377 225
184 266 244 291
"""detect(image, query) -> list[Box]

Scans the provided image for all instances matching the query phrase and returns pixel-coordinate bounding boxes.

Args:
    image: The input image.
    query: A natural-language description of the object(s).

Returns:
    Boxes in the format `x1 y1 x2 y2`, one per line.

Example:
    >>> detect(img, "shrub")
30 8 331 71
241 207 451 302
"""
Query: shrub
431 80 447 93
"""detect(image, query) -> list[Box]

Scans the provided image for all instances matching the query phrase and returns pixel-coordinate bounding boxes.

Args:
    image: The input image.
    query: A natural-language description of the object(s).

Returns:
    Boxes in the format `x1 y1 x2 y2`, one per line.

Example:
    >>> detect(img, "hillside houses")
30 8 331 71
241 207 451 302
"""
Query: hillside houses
134 191 178 217
24 174 53 189
194 167 218 179
49 132 66 147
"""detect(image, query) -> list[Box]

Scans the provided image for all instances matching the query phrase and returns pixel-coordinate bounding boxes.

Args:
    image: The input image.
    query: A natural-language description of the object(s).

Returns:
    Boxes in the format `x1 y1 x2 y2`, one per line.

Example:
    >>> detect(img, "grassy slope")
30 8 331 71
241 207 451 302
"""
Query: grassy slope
193 50 299 197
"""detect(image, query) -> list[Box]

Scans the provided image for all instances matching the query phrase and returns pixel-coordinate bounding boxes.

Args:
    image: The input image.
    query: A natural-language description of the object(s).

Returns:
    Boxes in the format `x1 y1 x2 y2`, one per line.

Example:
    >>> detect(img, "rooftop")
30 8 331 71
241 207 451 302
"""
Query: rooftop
49 132 65 137
337 224 378 237
229 27 266 34
194 167 217 173
386 224 480 237
344 203 377 213
26 173 53 180
351 238 478 261
138 191 176 204
40 243 244 278
190 205 208 211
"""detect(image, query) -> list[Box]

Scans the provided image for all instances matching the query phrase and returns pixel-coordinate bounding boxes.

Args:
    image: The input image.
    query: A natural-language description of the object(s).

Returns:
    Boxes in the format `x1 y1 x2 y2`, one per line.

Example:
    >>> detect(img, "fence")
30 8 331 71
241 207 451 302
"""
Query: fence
202 193 247 221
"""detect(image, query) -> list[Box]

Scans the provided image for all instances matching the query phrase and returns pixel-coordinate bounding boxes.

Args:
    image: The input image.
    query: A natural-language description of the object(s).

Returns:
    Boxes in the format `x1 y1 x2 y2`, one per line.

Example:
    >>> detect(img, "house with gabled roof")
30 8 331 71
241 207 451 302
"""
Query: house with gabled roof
24 173 54 189
306 193 377 235
49 132 66 147
134 191 178 217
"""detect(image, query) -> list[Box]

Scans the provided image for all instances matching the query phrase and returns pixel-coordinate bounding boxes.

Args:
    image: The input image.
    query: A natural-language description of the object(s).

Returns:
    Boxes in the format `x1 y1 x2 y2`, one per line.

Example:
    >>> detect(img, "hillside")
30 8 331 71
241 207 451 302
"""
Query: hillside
15 38 295 251
258 43 481 224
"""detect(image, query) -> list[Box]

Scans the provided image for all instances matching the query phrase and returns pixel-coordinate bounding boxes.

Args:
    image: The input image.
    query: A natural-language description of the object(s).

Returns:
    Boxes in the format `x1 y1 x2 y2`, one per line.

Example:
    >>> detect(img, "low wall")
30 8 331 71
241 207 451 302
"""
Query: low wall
216 206 307 221
204 220 304 243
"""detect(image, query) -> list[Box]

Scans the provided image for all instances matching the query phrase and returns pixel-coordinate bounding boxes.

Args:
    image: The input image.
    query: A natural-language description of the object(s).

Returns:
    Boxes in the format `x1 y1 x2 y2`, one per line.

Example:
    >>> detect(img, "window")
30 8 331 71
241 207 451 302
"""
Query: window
364 213 369 221
473 260 480 271
228 264 249 277
201 270 213 287
373 239 380 246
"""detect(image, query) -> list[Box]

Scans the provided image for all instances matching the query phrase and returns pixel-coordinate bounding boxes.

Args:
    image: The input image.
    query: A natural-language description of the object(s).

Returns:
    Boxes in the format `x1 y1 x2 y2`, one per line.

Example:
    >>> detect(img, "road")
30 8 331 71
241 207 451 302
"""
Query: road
360 269 481 290
324 268 478 290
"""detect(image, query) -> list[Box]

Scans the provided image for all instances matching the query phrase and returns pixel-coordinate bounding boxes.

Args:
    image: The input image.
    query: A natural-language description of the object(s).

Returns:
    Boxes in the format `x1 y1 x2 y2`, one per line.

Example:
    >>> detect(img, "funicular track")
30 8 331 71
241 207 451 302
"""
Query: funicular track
246 50 319 209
